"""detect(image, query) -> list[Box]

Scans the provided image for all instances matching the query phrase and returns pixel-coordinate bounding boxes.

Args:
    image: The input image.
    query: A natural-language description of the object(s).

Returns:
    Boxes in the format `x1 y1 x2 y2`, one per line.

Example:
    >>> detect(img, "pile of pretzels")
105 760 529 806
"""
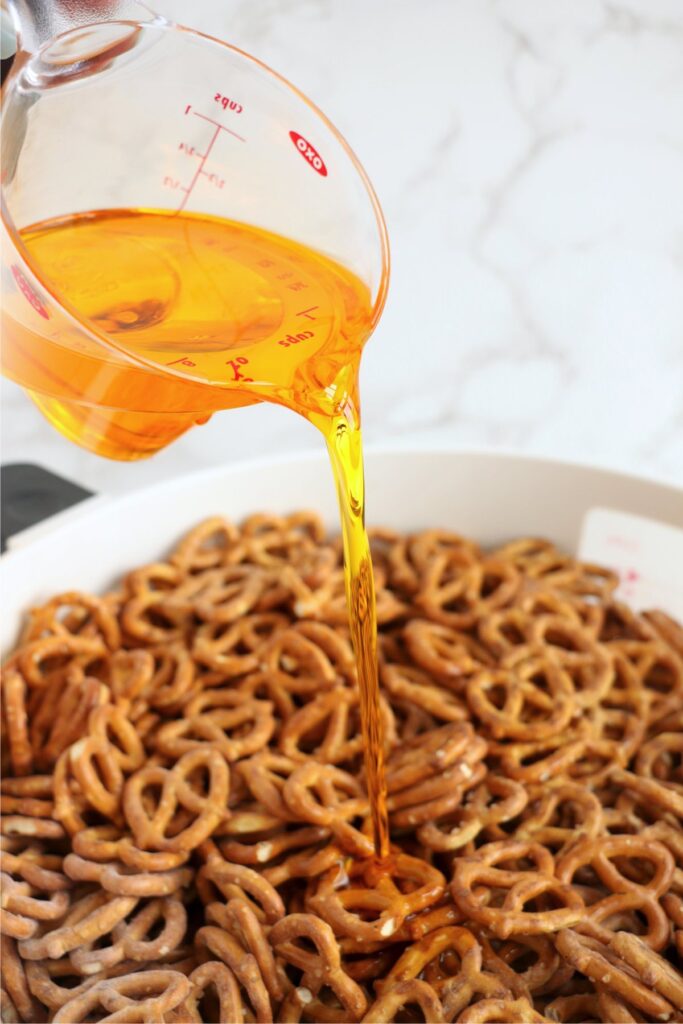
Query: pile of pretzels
2 513 682 1022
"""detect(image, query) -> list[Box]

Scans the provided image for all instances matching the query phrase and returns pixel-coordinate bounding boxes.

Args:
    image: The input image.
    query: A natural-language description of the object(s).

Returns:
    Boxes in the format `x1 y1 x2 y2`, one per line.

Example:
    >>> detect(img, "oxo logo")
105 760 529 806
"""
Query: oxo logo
289 131 328 177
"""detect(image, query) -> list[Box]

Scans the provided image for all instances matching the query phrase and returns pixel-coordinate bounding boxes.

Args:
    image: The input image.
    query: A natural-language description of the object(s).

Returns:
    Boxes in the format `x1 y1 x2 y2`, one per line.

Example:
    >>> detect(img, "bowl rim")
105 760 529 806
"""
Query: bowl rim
1 443 681 566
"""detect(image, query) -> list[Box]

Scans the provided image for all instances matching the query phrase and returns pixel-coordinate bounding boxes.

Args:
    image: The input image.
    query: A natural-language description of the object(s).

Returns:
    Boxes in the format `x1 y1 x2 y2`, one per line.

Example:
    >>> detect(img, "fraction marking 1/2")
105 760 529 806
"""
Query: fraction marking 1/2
173 105 247 213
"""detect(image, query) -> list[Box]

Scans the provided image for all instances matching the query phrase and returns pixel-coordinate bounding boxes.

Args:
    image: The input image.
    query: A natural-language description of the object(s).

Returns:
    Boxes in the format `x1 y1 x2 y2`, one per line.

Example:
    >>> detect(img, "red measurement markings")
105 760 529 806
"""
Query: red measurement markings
166 356 196 367
200 170 225 189
297 306 319 320
178 141 203 158
192 108 246 143
214 93 243 114
176 124 221 213
11 265 49 319
227 356 253 382
171 105 247 213
278 330 314 348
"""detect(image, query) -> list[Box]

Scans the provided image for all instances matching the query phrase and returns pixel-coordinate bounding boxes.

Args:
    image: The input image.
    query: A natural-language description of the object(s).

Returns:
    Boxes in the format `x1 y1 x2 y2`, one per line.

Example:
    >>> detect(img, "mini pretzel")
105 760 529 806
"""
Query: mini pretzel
643 608 683 658
69 896 187 976
451 841 585 938
51 969 191 1024
403 619 487 685
263 840 344 889
259 628 340 692
14 635 106 689
378 925 481 987
206 899 285 1002
0 844 70 895
512 782 604 853
183 961 243 1024
0 815 65 841
123 748 230 852
1 672 32 777
554 929 673 1019
466 658 575 743
419 775 528 852
542 993 604 1023
18 891 138 960
63 852 192 897
362 978 445 1022
220 825 329 867
0 903 39 941
67 735 125 823
387 721 484 793
388 761 487 830
193 613 288 675
23 959 145 1013
521 616 614 707
409 529 481 577
612 767 683 822
579 889 671 951
610 640 683 709
636 731 683 785
292 621 357 679
456 995 547 1022
153 693 275 762
0 778 52 799
416 555 519 631
386 725 487 829
0 793 53 820
72 825 189 872
279 687 395 766
170 516 241 571
134 644 196 714
0 935 44 1023
236 670 298 724
238 751 304 821
610 930 683 1010
270 913 368 1022
574 710 647 787
477 607 539 661
120 585 186 645
555 834 675 900
173 565 268 627
480 933 568 1002
197 842 285 922
379 925 497 1014
283 763 372 857
492 730 588 785
308 853 445 943
31 674 110 770
380 662 469 722
0 872 70 924
195 925 273 1023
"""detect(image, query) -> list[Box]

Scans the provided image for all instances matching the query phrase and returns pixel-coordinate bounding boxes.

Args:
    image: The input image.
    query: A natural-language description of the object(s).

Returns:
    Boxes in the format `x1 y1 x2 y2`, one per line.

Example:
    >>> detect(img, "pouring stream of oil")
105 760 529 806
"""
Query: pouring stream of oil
5 209 390 858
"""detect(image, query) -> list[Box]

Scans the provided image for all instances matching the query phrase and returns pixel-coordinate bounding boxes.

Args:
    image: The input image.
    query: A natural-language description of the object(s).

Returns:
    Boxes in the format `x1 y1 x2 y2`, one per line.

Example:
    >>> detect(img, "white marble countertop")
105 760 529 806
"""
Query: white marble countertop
2 0 682 496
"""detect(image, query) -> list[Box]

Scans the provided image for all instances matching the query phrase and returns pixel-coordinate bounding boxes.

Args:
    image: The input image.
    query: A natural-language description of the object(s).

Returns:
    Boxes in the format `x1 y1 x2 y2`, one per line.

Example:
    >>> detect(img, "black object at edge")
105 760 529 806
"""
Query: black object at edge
1 463 94 552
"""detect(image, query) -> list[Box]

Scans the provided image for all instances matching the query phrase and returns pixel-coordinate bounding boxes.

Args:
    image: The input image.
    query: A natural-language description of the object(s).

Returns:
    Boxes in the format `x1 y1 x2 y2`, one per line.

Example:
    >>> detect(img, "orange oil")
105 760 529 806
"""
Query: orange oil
2 208 390 857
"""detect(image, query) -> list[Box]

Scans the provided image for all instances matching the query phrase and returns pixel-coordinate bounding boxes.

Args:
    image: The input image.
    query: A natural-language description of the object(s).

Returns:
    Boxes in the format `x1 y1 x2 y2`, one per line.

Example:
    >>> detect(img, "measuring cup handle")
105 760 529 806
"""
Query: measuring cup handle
1 0 162 58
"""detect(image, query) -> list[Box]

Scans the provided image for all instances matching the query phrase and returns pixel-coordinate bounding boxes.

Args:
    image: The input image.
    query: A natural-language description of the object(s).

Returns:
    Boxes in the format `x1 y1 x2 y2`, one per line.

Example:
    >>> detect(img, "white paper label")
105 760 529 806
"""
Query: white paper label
578 507 683 618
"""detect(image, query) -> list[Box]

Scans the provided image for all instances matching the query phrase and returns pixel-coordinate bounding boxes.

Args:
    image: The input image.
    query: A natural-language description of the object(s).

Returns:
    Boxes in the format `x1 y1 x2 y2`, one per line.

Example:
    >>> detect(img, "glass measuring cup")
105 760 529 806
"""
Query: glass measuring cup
1 0 389 459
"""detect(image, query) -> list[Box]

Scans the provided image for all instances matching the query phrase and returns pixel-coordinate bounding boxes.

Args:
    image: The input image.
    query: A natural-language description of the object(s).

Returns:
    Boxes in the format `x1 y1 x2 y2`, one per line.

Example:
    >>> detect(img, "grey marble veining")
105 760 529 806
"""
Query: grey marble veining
2 0 682 496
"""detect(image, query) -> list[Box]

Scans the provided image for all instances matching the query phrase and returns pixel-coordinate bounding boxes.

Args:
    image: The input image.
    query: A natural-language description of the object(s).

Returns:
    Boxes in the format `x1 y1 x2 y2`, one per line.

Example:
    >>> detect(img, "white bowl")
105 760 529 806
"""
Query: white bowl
2 448 682 655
